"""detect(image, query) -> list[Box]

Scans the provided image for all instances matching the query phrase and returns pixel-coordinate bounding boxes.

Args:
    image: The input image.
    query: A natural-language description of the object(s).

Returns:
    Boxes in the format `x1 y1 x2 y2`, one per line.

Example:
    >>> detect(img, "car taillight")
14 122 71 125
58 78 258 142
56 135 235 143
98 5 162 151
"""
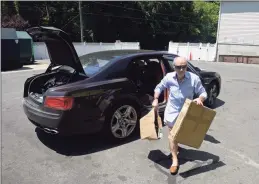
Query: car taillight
44 96 74 110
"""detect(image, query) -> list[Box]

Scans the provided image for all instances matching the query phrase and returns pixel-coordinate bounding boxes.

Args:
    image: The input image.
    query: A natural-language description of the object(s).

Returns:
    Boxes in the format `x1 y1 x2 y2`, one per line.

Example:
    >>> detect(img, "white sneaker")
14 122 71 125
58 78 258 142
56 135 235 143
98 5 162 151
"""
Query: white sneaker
158 128 163 139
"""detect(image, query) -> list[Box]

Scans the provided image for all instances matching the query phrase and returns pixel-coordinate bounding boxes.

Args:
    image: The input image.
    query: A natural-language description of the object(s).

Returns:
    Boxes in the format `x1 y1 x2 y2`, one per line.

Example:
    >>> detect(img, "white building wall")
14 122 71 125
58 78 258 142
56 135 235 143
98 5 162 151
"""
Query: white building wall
217 1 259 64
218 2 259 45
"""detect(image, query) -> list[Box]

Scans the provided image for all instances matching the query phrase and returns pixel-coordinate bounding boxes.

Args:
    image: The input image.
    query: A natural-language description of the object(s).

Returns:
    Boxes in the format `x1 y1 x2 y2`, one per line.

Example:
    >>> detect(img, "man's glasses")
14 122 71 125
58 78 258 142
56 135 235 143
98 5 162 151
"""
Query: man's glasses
174 65 187 70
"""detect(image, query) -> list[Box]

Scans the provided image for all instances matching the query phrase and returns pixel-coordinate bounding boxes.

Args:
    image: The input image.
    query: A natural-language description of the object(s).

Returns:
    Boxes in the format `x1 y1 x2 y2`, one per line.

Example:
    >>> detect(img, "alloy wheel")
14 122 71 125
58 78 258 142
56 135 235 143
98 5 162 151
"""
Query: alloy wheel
110 105 138 139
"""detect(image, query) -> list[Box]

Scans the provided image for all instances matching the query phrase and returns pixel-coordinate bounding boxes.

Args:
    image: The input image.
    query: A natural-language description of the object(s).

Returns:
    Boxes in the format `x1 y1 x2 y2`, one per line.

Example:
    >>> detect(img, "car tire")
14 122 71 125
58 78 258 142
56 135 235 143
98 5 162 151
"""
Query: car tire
206 81 218 108
103 100 140 141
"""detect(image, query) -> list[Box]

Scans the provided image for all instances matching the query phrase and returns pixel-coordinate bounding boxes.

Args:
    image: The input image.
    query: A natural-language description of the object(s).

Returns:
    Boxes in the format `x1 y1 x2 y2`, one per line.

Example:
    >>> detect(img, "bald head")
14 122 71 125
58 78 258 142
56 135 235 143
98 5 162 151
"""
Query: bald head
173 56 187 79
173 56 187 66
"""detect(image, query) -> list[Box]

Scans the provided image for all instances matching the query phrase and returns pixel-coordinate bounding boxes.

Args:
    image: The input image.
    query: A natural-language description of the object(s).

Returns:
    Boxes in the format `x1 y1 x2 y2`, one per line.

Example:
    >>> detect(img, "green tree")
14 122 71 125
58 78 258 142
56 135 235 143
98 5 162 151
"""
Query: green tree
193 0 220 42
1 1 220 48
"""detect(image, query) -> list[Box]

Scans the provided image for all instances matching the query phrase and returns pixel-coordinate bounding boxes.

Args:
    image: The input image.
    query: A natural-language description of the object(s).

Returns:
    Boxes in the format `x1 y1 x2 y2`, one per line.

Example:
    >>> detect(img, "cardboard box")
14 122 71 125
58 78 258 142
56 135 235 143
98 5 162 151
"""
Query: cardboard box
140 108 163 140
169 99 216 149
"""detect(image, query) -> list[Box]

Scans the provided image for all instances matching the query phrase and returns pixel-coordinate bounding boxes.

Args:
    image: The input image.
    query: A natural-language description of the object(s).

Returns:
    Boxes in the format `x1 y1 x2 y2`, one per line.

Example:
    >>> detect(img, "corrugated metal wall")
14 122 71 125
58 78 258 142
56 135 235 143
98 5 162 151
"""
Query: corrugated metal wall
218 2 259 45
217 2 259 64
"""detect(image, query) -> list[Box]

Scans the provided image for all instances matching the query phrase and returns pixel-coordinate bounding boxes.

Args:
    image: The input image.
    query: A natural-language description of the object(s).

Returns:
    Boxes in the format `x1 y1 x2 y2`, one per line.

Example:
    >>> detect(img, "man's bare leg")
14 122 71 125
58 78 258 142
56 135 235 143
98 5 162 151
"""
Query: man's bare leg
169 140 179 165
168 127 179 174
168 128 179 165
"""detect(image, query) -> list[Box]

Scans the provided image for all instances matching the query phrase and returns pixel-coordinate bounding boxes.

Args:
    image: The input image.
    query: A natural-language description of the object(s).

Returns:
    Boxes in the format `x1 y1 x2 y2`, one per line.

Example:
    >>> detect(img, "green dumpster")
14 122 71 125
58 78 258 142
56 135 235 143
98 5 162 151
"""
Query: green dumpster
1 28 22 71
16 31 35 64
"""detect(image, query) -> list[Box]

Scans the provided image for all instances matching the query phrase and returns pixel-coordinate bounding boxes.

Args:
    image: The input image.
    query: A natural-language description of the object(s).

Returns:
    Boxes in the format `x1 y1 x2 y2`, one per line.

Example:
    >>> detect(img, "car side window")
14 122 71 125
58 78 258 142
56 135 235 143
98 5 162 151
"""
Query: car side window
127 56 165 81
130 58 146 70
162 55 176 72
105 62 128 79
148 58 159 63
126 58 146 81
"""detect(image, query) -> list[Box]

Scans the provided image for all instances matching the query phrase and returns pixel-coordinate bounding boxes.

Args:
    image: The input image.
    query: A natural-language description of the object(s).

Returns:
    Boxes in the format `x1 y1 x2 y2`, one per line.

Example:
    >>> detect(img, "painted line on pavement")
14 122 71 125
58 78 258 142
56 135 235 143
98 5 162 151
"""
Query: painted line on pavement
211 143 259 169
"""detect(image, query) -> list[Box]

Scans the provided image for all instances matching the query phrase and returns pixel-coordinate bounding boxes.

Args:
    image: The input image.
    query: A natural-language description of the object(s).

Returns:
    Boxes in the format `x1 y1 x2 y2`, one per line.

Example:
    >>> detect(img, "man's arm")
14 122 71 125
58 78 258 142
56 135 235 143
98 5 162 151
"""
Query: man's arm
194 77 207 103
154 74 169 99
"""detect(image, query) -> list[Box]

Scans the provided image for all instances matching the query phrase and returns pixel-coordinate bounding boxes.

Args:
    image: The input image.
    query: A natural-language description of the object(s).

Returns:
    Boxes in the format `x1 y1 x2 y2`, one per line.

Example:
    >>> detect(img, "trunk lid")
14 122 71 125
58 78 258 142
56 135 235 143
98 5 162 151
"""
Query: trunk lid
26 26 86 75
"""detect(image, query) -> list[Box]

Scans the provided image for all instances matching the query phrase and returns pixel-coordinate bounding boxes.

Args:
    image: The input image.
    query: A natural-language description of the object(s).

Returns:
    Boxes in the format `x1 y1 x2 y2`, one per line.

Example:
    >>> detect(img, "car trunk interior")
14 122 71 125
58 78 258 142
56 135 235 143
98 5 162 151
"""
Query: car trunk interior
27 67 86 103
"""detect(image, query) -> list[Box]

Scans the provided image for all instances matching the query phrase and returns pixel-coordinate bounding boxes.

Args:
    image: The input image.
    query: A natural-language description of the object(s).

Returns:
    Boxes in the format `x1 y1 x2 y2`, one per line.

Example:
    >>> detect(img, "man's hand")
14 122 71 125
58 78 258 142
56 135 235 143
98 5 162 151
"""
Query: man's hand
193 98 204 106
152 98 159 109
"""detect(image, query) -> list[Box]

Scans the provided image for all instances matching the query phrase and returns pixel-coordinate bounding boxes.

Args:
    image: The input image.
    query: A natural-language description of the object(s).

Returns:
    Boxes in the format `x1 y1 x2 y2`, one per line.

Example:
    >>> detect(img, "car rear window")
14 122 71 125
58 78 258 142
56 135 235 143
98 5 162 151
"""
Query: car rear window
79 53 117 77
79 50 146 77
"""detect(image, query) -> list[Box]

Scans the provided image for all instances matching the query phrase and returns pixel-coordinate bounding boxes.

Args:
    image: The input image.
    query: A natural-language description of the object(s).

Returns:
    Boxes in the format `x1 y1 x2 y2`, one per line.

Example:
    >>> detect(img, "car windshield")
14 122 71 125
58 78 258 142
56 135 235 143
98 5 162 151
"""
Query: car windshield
79 52 119 77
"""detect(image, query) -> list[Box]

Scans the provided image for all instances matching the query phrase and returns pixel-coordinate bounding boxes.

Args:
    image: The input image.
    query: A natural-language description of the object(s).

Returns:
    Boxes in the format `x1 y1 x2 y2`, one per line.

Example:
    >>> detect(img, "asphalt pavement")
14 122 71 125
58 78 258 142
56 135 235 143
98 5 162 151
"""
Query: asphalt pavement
2 61 259 184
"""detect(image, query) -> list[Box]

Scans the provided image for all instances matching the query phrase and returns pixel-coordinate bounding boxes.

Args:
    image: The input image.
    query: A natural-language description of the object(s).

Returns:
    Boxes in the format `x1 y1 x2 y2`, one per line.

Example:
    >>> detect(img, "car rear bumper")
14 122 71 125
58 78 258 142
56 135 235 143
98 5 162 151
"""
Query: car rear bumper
22 98 104 136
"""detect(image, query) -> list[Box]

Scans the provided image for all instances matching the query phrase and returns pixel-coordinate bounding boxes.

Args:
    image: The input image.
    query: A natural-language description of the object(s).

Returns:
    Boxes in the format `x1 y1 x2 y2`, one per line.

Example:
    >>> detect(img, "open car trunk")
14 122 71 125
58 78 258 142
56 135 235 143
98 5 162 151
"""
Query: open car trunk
24 26 88 103
26 67 86 103
26 26 86 74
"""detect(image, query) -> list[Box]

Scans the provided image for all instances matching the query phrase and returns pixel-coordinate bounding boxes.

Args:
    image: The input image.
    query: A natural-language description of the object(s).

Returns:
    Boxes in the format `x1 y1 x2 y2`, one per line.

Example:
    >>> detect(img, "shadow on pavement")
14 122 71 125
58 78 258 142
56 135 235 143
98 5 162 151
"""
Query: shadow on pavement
204 134 221 144
15 62 47 71
148 148 225 181
211 98 225 109
35 128 140 156
1 61 47 72
179 160 225 179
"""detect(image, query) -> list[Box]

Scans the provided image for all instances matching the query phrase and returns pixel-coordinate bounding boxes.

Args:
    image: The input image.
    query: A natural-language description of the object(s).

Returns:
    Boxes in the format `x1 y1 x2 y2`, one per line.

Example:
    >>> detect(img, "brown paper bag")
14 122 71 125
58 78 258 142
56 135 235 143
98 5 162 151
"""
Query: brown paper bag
140 108 163 140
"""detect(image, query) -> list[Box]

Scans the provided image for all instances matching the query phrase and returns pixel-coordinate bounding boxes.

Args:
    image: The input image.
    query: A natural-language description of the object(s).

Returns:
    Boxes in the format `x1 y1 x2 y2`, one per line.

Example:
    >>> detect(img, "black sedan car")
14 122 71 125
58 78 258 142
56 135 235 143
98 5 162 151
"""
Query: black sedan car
23 26 221 140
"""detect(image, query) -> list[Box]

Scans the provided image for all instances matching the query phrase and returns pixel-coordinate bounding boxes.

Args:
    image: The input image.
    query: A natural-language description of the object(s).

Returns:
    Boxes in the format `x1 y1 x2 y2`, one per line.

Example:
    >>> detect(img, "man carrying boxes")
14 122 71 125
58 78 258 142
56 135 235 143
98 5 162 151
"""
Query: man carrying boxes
152 56 208 174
